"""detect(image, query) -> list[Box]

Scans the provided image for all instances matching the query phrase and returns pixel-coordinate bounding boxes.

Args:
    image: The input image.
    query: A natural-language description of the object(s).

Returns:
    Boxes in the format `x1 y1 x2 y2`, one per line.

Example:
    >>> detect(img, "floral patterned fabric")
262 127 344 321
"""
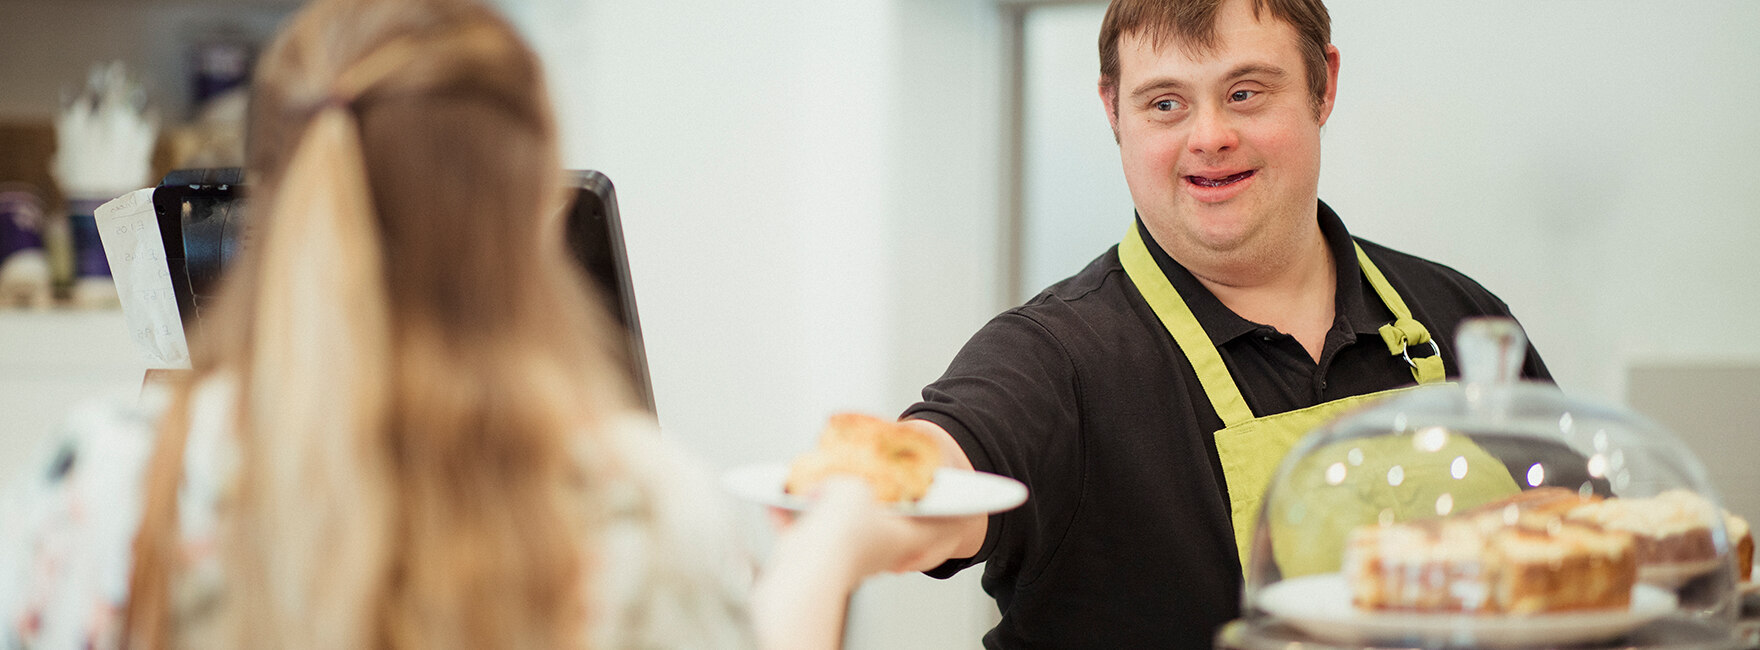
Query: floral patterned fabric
0 381 756 649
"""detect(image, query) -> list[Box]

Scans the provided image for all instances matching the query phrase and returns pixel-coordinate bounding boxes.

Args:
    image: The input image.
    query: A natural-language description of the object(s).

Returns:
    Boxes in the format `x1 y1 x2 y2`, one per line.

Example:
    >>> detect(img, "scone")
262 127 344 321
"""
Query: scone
784 413 942 503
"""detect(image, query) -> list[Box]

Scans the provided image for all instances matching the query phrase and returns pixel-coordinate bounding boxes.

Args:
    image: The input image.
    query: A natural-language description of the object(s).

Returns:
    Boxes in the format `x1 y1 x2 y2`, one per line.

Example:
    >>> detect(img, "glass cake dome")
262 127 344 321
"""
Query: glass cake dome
1233 318 1748 649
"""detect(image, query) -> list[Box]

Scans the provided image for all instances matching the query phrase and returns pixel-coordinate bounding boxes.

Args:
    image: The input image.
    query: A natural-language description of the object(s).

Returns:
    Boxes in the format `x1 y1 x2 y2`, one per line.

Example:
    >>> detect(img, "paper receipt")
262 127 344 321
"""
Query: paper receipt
94 188 191 369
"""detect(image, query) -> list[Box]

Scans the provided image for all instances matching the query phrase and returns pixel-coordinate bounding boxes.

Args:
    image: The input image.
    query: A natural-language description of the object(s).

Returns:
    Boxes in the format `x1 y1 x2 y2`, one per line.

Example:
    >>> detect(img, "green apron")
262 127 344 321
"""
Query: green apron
1118 225 1518 578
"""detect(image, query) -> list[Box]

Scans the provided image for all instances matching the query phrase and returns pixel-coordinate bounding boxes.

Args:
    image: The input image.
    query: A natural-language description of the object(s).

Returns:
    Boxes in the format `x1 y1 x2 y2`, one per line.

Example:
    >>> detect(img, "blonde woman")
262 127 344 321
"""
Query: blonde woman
0 0 948 647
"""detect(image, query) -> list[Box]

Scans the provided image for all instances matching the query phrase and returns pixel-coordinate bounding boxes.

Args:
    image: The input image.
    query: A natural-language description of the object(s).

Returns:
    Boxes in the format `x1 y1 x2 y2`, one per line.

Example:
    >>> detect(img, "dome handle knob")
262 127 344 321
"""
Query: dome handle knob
1457 317 1527 388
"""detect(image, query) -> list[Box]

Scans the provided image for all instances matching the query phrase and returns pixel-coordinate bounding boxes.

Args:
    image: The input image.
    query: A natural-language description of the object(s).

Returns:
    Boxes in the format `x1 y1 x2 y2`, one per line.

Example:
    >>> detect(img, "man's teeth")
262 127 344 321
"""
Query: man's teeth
1189 171 1252 188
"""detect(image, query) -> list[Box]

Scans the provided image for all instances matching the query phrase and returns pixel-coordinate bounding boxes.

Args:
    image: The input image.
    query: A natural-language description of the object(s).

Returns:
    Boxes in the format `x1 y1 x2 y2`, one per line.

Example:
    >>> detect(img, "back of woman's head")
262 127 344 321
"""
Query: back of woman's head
126 0 634 648
246 0 568 336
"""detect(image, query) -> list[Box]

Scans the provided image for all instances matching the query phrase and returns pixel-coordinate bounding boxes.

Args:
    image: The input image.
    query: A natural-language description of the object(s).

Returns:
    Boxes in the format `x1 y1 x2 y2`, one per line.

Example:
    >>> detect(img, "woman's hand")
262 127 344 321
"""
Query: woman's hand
787 477 979 576
750 477 984 650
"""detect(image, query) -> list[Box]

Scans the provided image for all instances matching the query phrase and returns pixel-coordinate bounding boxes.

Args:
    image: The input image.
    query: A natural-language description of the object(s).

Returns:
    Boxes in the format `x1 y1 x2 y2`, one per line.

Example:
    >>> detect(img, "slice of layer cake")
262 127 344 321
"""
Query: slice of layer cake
1728 513 1753 580
1566 489 1753 582
1344 489 1637 615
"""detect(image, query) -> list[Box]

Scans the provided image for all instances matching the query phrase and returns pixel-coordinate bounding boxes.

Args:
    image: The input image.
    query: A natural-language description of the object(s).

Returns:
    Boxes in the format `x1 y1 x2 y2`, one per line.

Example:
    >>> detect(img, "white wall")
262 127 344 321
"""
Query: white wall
0 312 143 484
1320 1 1760 403
1020 1 1760 406
1019 4 1136 299
510 1 1005 647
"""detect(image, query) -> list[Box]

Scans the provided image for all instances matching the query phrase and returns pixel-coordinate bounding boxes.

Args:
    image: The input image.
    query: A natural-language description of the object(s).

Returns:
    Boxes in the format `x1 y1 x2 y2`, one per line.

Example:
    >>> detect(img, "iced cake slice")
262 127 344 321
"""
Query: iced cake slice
1567 489 1753 581
1728 513 1753 580
1344 490 1637 614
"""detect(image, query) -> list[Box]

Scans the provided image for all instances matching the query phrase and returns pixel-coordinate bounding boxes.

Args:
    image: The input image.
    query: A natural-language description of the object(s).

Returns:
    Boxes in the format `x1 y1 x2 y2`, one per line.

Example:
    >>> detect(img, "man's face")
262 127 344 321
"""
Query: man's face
1103 0 1339 273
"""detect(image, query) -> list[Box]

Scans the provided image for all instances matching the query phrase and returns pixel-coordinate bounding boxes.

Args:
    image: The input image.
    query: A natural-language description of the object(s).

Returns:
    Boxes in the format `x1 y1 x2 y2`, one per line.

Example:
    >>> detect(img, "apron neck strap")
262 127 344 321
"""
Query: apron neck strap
1119 224 1446 429
1353 244 1446 386
1121 225 1256 426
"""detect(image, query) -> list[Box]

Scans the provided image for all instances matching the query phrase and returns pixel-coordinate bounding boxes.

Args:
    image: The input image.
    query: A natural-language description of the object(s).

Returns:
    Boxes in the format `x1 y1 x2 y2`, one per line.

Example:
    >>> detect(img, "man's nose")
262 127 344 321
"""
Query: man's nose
1186 104 1238 154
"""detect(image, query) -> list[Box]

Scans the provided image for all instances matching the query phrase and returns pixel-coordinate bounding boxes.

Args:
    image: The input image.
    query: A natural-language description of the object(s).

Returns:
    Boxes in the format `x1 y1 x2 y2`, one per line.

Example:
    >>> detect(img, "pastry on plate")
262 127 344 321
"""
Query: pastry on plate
784 413 942 503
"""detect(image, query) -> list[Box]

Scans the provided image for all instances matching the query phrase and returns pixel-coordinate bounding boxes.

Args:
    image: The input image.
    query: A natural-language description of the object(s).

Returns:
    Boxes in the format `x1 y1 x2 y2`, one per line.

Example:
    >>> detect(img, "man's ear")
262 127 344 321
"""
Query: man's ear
1099 79 1121 144
1317 44 1341 126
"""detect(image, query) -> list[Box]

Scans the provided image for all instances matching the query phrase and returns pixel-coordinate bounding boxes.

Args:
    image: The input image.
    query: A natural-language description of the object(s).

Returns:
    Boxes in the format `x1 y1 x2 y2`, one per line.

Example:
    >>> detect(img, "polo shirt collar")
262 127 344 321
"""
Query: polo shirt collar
1132 199 1380 348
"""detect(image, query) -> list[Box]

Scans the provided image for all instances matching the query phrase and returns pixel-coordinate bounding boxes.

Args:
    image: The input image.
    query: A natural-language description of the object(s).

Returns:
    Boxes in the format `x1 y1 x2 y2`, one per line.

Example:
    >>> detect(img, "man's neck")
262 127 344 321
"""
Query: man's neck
1181 226 1337 363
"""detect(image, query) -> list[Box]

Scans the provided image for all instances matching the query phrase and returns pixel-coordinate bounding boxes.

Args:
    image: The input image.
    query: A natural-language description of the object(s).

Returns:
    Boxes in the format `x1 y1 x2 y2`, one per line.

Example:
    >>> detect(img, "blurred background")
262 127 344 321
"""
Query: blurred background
2 0 1757 647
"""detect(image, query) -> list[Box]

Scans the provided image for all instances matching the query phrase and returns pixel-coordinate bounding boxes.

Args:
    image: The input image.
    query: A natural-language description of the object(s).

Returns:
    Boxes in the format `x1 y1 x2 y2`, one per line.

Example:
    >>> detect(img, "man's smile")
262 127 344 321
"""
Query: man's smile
1179 168 1258 203
1184 170 1255 188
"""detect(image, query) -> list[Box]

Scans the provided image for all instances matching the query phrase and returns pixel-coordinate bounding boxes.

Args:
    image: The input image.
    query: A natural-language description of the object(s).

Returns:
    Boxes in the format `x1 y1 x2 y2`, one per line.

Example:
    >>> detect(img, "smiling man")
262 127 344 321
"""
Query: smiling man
892 0 1550 647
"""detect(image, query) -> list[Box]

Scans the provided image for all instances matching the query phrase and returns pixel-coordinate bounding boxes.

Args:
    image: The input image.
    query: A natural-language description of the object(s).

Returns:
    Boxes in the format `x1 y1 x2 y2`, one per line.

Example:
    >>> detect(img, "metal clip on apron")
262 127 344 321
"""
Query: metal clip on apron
1119 226 1518 577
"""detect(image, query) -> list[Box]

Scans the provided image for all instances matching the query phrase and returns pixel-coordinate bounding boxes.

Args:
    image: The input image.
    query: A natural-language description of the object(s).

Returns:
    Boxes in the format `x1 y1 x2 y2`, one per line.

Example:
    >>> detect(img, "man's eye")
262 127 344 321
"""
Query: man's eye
1230 90 1258 102
1154 99 1181 112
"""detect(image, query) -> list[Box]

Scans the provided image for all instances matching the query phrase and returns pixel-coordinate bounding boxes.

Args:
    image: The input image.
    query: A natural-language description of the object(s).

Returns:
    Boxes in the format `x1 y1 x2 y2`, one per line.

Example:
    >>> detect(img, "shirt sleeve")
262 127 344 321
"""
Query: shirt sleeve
588 418 757 650
0 398 158 650
902 309 1084 581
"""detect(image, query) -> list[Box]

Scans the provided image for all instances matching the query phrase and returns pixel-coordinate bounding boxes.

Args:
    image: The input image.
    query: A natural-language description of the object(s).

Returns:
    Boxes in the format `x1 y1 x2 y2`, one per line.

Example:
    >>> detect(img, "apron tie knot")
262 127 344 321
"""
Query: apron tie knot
1379 317 1444 384
1378 316 1432 355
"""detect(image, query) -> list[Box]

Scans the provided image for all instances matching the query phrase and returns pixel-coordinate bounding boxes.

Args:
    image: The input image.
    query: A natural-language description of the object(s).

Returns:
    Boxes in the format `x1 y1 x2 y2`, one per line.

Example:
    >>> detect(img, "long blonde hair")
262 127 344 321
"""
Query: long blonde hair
125 0 635 647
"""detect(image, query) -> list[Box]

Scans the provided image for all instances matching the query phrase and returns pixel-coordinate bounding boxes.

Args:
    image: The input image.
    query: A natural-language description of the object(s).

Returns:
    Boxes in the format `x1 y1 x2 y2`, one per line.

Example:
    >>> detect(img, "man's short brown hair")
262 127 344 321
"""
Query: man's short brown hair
1099 0 1332 113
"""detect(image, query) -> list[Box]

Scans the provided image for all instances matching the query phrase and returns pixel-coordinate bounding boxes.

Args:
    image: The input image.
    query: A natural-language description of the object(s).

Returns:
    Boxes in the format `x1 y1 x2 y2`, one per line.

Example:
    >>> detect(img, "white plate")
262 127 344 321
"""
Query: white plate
721 464 1027 517
1260 573 1677 647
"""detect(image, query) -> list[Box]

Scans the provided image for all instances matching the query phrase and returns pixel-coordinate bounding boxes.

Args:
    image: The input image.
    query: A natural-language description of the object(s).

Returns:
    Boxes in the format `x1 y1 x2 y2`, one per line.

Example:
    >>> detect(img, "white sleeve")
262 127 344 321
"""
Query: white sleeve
0 398 158 650
587 417 759 650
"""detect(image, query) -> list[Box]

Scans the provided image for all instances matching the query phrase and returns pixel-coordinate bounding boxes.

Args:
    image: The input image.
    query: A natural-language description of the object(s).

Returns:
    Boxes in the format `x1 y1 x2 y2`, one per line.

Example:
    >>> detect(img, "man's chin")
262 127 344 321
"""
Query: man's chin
1183 205 1258 242
1144 217 1255 259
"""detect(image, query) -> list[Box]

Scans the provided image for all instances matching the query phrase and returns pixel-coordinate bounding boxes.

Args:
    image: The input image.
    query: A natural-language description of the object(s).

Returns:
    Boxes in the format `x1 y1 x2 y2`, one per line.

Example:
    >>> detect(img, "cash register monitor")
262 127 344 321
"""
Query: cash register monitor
151 168 655 412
